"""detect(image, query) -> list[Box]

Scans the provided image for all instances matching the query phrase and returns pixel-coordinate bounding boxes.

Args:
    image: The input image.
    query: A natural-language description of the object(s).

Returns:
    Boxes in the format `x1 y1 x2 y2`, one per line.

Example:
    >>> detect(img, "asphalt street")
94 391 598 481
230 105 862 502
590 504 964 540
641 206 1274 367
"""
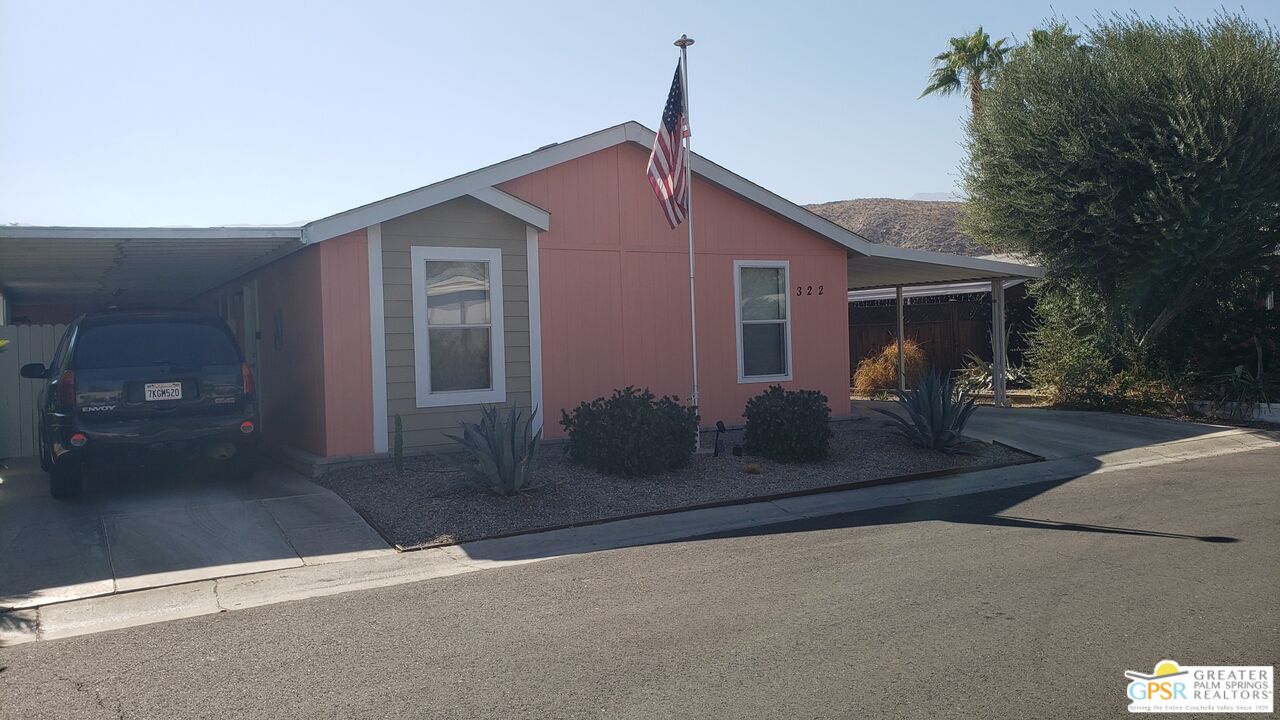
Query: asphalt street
2 447 1277 719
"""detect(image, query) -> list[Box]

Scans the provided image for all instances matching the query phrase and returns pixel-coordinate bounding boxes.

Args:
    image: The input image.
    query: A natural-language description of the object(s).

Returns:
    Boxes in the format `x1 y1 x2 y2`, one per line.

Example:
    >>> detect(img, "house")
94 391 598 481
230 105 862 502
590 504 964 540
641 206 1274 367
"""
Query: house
0 122 1042 469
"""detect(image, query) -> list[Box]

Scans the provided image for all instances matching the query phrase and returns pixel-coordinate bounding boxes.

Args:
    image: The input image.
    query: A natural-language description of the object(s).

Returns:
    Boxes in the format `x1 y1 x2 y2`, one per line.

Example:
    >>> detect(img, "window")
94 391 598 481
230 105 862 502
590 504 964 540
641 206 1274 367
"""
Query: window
734 260 792 382
411 246 506 407
74 322 241 370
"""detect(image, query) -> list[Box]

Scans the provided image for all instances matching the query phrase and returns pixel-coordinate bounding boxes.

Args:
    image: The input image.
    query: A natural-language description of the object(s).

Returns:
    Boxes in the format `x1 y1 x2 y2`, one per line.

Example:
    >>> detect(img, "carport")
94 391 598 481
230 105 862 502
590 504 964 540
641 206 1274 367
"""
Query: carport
0 226 302 458
845 249 1042 406
0 227 392 612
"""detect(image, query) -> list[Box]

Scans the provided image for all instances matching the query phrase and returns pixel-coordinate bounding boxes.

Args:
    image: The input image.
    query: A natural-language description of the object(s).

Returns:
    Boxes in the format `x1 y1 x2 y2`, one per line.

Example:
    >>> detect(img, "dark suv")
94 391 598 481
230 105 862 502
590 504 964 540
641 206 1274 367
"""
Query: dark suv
20 308 259 498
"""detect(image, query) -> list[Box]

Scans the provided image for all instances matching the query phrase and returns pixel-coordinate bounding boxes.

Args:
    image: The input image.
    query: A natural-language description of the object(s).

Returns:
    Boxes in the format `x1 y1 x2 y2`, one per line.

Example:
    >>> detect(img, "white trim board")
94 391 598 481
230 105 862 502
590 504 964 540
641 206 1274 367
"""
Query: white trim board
0 226 303 240
367 224 389 453
526 227 544 435
409 245 507 409
469 187 550 231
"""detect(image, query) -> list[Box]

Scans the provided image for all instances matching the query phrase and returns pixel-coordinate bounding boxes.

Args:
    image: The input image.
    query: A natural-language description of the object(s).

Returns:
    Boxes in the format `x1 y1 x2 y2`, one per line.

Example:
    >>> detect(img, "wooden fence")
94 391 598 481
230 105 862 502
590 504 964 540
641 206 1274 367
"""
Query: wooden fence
849 302 989 375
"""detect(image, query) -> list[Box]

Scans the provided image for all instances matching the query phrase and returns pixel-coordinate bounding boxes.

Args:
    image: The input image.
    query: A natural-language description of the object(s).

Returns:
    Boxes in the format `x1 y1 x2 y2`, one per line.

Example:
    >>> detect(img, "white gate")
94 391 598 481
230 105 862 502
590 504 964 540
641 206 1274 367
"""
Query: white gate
0 324 67 459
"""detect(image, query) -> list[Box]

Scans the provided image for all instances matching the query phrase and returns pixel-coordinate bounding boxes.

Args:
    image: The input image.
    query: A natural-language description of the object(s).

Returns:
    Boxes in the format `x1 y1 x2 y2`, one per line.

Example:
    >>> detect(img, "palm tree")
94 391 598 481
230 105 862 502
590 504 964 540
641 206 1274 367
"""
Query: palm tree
920 27 1010 115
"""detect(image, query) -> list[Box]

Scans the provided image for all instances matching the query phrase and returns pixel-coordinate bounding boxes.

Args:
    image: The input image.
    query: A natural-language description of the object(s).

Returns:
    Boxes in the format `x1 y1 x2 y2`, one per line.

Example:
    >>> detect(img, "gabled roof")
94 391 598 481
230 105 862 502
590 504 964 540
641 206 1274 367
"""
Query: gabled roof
301 121 1041 282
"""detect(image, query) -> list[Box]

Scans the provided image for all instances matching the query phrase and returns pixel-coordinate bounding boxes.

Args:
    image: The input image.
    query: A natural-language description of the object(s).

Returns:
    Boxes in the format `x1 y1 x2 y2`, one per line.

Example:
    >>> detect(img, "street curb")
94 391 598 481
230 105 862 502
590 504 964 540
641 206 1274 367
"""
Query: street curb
2 427 1276 648
393 451 1045 552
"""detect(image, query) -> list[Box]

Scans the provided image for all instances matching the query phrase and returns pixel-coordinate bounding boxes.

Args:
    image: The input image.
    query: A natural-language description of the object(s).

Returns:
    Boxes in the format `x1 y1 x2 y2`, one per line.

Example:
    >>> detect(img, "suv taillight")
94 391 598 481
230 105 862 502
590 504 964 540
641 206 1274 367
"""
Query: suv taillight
56 370 76 410
241 362 255 397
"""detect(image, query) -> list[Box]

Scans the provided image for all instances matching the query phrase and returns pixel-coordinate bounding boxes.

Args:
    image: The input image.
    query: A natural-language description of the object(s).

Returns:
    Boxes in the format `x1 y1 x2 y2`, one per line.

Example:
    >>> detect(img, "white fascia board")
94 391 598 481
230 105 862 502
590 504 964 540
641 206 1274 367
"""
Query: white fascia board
847 278 1026 302
623 123 1044 280
0 226 304 240
300 118 1042 281
862 244 1045 279
303 124 631 243
469 187 550 231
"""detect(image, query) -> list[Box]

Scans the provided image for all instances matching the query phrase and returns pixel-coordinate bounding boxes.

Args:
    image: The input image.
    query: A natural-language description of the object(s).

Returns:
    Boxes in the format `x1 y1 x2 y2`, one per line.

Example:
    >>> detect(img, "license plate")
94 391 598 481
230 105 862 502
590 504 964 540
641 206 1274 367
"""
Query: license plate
144 382 183 401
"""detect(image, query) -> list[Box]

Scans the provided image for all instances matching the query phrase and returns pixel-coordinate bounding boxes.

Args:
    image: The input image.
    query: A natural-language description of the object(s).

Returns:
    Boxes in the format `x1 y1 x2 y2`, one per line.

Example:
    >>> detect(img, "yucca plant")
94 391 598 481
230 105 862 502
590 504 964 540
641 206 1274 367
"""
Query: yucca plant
445 404 541 496
874 372 978 453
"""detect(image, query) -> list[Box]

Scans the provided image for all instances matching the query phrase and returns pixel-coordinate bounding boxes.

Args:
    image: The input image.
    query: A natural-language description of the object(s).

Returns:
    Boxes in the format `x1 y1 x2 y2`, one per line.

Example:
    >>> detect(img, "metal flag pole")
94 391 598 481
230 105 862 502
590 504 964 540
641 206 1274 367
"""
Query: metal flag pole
675 33 698 447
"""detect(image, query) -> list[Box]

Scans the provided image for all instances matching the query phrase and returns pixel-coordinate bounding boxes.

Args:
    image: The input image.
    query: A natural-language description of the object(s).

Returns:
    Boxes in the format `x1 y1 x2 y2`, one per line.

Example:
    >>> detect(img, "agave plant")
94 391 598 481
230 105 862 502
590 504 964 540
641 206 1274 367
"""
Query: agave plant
874 372 978 453
444 404 541 496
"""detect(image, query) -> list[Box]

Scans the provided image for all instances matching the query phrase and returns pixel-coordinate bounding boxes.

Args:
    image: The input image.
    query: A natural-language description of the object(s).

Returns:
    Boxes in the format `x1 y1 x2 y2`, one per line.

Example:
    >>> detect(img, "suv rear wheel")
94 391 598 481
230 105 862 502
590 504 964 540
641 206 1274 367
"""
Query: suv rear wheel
49 457 85 499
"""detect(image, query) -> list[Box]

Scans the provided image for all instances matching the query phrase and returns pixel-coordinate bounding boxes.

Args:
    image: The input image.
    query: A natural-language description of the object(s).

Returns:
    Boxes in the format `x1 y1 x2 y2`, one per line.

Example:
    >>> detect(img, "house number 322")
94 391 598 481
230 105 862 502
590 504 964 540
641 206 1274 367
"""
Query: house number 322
796 285 824 296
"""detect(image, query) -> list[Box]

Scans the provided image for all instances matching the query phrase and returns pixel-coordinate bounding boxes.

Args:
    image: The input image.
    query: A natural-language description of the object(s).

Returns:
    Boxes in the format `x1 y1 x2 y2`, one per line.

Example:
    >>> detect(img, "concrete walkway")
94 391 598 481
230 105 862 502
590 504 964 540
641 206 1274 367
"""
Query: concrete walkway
3 410 1275 647
0 459 392 611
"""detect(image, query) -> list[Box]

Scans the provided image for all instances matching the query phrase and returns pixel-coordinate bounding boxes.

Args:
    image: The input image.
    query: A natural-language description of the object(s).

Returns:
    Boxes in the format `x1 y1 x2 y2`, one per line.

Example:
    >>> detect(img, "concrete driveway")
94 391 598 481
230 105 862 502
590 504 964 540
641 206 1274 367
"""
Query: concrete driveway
853 402 1232 459
0 457 391 610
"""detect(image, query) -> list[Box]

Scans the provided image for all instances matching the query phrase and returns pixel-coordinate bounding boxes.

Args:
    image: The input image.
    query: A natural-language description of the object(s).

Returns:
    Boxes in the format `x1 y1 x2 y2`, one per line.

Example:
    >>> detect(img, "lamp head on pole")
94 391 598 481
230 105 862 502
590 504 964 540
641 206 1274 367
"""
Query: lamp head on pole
674 34 695 48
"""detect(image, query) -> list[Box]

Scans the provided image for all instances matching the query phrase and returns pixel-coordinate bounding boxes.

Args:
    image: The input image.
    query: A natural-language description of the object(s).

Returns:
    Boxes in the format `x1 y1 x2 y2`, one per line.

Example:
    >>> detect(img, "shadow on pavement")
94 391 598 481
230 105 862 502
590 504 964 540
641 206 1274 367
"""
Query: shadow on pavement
678 477 1239 546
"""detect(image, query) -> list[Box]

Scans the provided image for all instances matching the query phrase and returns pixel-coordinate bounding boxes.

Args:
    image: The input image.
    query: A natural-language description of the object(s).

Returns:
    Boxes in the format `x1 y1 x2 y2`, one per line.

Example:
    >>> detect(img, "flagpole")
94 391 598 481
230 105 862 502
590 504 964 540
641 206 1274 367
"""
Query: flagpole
675 33 698 447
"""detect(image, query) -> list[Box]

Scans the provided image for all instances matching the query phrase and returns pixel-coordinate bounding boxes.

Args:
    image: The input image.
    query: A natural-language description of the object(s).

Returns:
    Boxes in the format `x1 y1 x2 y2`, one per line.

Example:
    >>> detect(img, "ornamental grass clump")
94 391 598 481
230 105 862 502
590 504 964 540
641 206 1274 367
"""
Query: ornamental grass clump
559 386 699 477
853 340 926 395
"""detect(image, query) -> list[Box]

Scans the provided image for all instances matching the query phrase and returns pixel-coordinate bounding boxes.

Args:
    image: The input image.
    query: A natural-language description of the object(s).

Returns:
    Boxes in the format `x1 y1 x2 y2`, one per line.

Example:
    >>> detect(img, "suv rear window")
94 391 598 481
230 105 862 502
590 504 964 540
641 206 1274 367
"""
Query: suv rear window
74 322 241 370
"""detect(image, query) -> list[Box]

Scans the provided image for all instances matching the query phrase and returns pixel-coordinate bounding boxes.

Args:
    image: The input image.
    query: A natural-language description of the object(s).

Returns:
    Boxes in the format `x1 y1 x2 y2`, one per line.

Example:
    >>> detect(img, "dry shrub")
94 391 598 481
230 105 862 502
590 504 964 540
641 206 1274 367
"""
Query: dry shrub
852 340 926 395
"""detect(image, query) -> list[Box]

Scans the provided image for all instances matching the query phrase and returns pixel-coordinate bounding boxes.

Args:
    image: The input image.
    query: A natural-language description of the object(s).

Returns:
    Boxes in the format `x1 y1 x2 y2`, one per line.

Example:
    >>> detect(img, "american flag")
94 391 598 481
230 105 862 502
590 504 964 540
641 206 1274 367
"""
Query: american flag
646 62 691 229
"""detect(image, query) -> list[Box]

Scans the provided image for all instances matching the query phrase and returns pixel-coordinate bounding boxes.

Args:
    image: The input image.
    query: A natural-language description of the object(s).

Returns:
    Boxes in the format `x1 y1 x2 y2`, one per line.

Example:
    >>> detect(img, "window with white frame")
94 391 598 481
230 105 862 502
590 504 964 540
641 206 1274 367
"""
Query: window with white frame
410 246 506 408
735 260 792 382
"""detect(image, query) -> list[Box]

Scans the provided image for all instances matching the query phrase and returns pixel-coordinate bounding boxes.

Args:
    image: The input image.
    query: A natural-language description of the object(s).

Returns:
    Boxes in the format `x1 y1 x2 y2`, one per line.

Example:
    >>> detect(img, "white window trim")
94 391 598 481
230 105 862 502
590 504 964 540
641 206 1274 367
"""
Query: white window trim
734 259 793 384
410 245 507 408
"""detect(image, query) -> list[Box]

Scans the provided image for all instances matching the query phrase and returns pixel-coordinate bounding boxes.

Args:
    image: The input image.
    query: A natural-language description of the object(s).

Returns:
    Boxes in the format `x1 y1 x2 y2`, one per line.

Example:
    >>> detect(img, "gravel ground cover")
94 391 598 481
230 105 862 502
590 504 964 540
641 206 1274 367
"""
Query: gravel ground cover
314 418 1033 549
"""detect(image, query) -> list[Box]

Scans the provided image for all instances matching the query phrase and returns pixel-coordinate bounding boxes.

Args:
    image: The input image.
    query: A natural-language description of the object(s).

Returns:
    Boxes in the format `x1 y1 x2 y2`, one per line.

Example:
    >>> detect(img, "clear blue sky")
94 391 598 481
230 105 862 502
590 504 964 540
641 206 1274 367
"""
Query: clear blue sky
1 1 1273 226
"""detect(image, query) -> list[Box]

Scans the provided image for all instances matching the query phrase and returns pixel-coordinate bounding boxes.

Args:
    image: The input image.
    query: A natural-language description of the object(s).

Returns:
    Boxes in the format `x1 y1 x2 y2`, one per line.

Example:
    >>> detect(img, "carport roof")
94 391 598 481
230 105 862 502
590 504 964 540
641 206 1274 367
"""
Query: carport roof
0 226 302 306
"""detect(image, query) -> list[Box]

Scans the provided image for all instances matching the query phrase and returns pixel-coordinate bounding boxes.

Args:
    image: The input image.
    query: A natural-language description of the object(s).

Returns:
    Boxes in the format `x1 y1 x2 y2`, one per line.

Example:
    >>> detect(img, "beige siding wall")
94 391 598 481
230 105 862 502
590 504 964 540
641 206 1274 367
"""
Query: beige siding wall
381 196 531 451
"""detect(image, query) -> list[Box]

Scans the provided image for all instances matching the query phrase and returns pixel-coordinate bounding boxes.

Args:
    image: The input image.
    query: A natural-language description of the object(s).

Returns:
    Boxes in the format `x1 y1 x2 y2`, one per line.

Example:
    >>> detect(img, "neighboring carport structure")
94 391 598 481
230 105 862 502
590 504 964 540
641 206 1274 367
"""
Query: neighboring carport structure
844 249 1043 407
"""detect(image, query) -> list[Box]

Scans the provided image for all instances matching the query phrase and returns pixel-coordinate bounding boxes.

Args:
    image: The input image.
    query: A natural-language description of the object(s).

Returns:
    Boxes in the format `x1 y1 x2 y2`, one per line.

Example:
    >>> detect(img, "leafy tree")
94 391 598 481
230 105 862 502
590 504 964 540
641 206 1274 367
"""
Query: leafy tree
964 14 1280 402
1028 23 1081 50
920 26 1010 115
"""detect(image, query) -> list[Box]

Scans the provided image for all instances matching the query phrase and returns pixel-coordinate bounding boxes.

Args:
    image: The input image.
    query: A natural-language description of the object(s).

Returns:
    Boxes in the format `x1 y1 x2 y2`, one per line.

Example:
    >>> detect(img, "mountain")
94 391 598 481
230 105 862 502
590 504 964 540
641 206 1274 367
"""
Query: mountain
804 198 983 257
908 191 963 202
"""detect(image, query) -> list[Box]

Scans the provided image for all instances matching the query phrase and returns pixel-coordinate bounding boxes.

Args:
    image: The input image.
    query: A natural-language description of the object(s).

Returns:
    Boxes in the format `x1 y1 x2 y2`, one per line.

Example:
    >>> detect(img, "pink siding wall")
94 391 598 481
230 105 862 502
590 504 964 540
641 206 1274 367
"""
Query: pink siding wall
317 231 374 456
500 143 850 437
196 231 374 458
250 247 329 456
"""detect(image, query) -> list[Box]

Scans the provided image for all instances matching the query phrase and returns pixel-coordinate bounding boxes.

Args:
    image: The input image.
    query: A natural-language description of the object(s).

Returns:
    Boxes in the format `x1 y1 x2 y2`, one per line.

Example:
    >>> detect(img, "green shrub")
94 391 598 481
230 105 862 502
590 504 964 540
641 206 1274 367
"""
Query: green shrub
445 404 541 496
1206 365 1271 419
742 385 833 463
875 372 977 453
559 387 699 477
